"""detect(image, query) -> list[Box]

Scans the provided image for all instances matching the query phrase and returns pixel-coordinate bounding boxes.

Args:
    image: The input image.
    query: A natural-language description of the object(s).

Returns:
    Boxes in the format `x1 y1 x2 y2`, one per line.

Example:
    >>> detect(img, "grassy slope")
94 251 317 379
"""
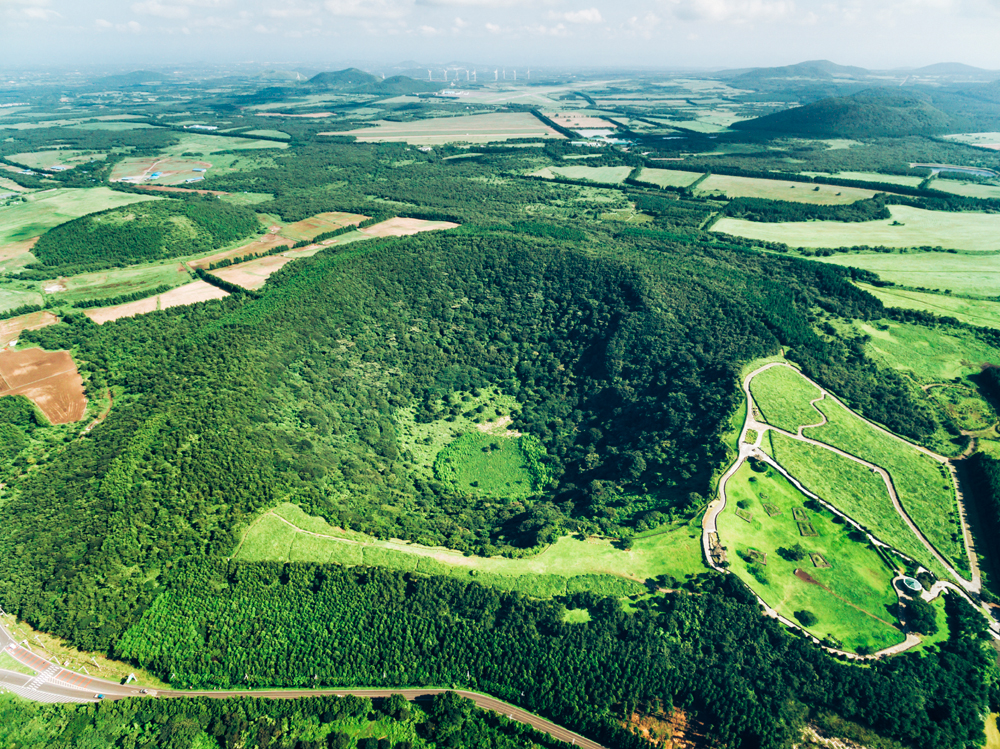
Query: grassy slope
717 462 903 653
853 320 1000 381
859 284 1000 331
236 503 706 598
815 251 1000 297
749 365 822 433
531 166 632 183
805 399 967 574
0 188 160 245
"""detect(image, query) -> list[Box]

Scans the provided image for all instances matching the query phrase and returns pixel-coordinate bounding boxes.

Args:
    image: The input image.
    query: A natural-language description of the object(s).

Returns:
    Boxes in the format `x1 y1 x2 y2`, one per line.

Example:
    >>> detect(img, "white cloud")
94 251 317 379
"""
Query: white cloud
4 0 60 21
131 1 190 19
419 23 440 32
669 0 796 23
559 7 603 23
324 0 409 18
417 0 536 6
485 21 501 31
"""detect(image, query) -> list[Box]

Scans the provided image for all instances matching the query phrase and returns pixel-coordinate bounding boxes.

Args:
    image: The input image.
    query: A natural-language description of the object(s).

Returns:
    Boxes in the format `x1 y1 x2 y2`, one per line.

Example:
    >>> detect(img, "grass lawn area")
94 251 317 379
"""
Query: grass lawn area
0 187 160 245
718 462 903 653
714 205 1000 252
852 320 1000 381
814 250 1000 297
910 592 951 653
930 179 1000 201
0 286 43 313
749 365 822 433
530 165 632 183
637 168 703 188
859 284 1000 330
236 502 705 598
44 262 192 305
0 651 36 676
800 171 925 188
768 430 951 581
434 431 537 498
697 174 875 204
805 398 967 575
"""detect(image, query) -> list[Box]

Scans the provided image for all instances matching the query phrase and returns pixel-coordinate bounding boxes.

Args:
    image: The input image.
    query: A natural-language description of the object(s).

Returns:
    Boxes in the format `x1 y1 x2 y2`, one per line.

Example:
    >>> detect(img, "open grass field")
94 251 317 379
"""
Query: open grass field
83 280 228 324
0 347 86 424
859 284 1000 330
278 211 368 242
530 165 632 183
714 205 1000 252
359 217 460 237
768 430 950 580
434 431 536 498
158 133 289 158
943 132 1000 150
929 179 1000 200
805 398 967 574
44 262 191 305
8 150 106 171
235 501 705 598
335 113 564 144
718 462 903 653
213 255 294 290
243 129 290 139
636 168 703 188
0 310 58 348
852 320 1000 381
0 187 160 245
749 365 822 433
0 287 42 313
800 171 925 187
697 174 876 204
814 250 1000 297
0 177 29 193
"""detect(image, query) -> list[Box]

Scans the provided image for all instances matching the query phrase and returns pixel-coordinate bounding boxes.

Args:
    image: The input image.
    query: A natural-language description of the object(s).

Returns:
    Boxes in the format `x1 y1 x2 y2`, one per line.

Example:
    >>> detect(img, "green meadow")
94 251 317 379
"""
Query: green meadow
816 251 1000 297
749 365 822 433
851 320 1000 381
859 284 1000 331
636 168 703 188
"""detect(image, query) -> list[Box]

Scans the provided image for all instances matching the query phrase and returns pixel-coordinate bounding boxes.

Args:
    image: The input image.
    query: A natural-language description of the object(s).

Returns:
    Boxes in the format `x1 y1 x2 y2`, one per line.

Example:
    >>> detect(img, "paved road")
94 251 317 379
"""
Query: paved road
0 623 606 749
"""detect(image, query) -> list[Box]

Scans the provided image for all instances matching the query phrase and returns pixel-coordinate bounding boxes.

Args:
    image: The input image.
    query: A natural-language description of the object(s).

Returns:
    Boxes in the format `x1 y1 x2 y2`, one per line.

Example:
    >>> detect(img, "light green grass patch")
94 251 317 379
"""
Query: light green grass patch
749 365 822 433
44 262 191 305
636 168 703 188
242 129 291 139
159 134 289 158
719 461 903 653
929 179 1000 201
813 251 1000 297
911 591 951 653
219 192 273 206
433 431 539 498
8 150 106 171
768 431 950 580
562 608 592 623
68 122 157 131
852 319 1000 381
698 174 875 205
530 165 632 183
0 187 161 245
0 651 37 676
0 287 43 313
714 205 1000 252
236 502 705 595
800 171 925 187
859 284 1000 331
805 398 967 574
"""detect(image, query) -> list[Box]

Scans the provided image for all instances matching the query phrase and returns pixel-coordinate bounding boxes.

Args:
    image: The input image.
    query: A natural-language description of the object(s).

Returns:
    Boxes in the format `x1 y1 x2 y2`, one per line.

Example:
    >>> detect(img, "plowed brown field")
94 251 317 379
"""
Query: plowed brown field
188 233 293 270
278 211 368 242
0 348 86 424
84 281 228 324
359 217 459 237
213 255 293 290
0 310 58 347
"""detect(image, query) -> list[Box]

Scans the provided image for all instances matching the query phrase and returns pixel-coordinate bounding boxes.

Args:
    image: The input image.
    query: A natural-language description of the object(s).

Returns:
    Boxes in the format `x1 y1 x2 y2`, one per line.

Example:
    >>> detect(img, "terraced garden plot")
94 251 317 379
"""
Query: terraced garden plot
805 398 967 575
749 365 822 433
718 462 903 653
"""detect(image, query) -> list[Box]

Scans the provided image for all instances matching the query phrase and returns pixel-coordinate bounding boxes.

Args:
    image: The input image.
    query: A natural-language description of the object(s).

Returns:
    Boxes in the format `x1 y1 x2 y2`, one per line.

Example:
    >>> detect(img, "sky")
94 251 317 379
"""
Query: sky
2 0 1000 70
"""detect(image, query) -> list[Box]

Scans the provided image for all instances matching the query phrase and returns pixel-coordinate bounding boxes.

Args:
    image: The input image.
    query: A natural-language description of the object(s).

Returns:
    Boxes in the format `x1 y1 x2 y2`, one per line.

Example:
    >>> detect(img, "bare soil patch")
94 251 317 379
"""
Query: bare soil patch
476 415 523 437
359 217 460 238
188 233 293 270
795 568 821 585
214 255 294 290
0 237 39 263
0 310 58 347
278 211 368 242
84 281 228 324
545 112 616 130
0 348 86 424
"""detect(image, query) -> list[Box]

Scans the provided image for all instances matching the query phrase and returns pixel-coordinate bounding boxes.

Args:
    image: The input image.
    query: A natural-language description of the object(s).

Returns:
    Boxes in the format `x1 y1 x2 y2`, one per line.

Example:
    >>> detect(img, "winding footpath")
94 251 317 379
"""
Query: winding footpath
703 362 997 658
0 622 605 749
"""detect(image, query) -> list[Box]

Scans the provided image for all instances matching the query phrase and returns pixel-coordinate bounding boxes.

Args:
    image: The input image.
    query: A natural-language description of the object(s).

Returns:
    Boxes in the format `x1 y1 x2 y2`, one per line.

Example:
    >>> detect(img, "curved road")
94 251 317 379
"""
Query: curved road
0 624 604 749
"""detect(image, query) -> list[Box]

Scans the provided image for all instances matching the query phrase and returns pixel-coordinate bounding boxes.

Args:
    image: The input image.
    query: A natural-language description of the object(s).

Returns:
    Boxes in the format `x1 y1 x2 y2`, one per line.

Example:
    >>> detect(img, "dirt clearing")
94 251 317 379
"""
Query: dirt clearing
0 310 58 348
213 255 294 290
359 217 460 237
84 281 228 324
0 348 86 424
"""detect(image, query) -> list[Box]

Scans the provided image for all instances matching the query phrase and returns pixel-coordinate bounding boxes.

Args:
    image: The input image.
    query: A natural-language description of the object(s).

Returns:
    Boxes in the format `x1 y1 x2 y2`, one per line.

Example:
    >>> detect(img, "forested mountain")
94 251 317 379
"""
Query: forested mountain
728 60 870 82
734 89 958 136
306 69 438 94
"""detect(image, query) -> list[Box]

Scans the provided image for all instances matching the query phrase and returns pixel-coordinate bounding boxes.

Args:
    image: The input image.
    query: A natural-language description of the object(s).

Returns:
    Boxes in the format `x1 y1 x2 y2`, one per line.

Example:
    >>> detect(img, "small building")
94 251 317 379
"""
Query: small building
192 168 207 172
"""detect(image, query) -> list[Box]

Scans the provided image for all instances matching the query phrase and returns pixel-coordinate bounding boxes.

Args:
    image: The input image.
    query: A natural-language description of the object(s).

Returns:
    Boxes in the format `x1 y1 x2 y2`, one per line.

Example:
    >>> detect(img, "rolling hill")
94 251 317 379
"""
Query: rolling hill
307 68 440 94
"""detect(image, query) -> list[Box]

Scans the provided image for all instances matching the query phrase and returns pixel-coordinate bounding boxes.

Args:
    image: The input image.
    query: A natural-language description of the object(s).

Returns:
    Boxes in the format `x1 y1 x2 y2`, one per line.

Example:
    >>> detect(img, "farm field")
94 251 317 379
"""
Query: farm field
859 284 1000 330
43 262 192 305
636 168 703 188
243 129 290 139
714 205 1000 252
335 113 564 144
749 365 822 433
158 133 289 158
0 348 86 424
278 211 368 242
213 255 294 290
0 187 160 245
8 150 106 171
358 217 460 237
696 174 876 204
187 231 292 270
544 112 615 130
236 502 704 598
0 310 58 348
717 462 904 654
851 320 1000 381
943 132 1000 150
800 171 925 187
767 431 950 580
805 398 967 574
0 177 29 192
814 250 1000 297
530 165 632 183
929 179 1000 200
110 156 213 185
0 287 42 313
83 280 228 324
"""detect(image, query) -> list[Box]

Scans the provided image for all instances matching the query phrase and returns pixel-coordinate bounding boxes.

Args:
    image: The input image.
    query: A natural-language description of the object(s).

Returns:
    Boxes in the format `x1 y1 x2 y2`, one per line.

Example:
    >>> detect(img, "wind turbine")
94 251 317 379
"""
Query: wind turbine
443 69 447 81
428 69 432 81
502 68 506 80
494 69 498 81
513 70 517 81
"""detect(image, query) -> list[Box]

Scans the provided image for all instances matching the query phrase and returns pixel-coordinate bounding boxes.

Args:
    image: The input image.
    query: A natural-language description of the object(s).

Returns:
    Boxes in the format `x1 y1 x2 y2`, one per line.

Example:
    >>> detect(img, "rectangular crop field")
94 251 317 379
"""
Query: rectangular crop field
9 150 107 171
359 217 459 237
335 113 564 144
929 179 1000 200
45 262 191 305
714 206 1000 252
543 113 616 130
697 174 876 204
0 187 161 245
748 365 822 433
718 461 903 653
805 398 967 574
814 251 1000 297
636 168 703 188
859 284 1000 331
801 171 925 187
213 255 294 290
84 280 228 324
278 211 368 242
0 347 86 424
0 310 58 347
530 165 632 183
188 232 292 270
